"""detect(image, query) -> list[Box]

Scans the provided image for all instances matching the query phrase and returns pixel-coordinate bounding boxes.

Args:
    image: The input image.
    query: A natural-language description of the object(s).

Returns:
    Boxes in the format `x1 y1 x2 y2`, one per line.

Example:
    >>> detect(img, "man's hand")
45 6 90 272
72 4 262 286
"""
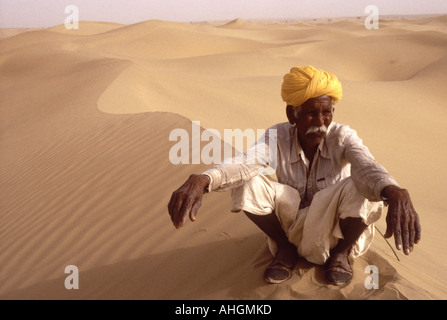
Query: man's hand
168 174 210 229
381 185 421 255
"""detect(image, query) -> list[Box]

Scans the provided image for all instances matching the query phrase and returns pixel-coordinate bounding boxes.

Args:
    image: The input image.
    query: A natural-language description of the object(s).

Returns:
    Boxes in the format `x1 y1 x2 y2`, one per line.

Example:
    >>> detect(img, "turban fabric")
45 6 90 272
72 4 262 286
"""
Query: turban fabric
281 65 342 107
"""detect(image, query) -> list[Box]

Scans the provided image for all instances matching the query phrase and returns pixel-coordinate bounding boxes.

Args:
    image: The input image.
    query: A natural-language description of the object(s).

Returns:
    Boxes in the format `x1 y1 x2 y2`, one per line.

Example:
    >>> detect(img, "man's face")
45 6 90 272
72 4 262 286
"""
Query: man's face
294 95 334 148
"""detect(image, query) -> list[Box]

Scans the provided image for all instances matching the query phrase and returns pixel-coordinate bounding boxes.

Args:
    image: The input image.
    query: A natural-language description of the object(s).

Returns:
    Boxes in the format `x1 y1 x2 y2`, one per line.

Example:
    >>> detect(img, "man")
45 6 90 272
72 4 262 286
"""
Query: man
168 65 421 286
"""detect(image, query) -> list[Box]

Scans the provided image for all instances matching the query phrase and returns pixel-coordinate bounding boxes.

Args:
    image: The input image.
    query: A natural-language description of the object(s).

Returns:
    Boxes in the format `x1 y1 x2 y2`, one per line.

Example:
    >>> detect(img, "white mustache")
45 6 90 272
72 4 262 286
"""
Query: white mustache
305 125 327 135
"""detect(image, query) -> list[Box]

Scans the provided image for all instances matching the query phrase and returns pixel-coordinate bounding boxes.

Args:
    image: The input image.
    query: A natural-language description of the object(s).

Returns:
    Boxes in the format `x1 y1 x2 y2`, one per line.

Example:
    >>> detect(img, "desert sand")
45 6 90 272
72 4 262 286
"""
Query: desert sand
1 15 447 300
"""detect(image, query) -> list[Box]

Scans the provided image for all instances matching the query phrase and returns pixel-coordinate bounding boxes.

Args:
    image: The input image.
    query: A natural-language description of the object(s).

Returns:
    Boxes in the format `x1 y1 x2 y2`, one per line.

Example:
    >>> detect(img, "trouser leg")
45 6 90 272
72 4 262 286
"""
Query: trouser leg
334 218 368 254
243 211 295 252
244 210 298 283
230 175 301 257
299 177 383 265
231 175 383 266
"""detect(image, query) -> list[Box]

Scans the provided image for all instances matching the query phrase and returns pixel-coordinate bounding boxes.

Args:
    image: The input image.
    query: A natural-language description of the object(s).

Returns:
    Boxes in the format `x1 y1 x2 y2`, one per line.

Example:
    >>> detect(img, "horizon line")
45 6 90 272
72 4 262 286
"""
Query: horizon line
1 13 446 30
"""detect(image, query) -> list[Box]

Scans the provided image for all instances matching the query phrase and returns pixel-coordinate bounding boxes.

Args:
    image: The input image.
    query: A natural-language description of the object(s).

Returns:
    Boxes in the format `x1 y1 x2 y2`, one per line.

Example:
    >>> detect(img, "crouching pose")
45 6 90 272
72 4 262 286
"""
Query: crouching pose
168 65 421 285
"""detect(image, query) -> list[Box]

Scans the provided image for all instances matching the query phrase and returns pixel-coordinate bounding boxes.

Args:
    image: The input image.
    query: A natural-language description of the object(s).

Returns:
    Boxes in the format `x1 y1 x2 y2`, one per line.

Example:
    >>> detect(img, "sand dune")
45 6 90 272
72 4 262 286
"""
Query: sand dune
49 21 124 35
1 15 447 300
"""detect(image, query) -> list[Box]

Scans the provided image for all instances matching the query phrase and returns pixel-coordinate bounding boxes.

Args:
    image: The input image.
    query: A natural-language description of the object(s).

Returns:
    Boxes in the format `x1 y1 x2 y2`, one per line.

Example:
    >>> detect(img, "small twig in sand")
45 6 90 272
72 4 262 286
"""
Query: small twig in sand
374 226 400 262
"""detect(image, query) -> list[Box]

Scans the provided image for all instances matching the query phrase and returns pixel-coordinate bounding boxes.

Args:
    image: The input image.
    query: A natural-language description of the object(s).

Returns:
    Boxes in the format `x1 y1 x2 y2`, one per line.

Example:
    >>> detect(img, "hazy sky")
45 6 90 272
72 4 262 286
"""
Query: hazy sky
1 0 447 28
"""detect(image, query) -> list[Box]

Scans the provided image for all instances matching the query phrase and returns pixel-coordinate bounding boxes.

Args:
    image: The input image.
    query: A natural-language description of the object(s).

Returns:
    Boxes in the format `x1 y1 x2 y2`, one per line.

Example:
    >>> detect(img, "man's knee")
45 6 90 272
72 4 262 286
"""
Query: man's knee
335 178 384 225
230 175 276 215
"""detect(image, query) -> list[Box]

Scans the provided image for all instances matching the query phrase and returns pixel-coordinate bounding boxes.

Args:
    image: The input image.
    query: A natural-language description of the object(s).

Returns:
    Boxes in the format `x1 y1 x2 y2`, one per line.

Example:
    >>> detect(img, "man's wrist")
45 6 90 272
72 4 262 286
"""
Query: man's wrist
201 174 211 192
380 185 404 201
191 174 211 193
189 174 211 193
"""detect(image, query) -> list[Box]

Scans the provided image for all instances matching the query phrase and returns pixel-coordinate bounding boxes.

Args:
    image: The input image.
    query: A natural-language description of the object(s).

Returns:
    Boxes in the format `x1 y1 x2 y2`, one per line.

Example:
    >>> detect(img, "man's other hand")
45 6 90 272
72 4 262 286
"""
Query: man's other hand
168 174 210 228
382 185 422 255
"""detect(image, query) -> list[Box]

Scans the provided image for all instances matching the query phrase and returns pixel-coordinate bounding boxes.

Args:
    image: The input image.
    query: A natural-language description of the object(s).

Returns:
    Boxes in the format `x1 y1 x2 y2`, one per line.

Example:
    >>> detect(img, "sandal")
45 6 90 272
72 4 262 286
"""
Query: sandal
325 260 353 286
264 258 295 284
264 247 298 284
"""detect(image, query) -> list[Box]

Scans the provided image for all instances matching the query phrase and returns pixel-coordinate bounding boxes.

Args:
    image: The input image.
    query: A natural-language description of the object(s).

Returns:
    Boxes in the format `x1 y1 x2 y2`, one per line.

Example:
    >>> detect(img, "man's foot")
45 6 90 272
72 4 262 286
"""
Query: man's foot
325 252 353 286
264 246 298 284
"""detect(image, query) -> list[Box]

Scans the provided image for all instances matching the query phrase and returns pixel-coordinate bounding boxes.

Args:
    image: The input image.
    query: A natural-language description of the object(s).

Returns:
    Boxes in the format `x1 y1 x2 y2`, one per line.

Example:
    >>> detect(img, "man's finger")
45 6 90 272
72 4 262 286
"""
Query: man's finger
168 191 181 222
393 227 402 251
409 230 415 252
168 191 185 227
401 208 412 254
389 202 404 251
401 224 410 255
384 211 393 238
189 199 202 222
408 214 416 251
391 207 402 250
167 192 176 218
415 217 422 243
177 196 194 228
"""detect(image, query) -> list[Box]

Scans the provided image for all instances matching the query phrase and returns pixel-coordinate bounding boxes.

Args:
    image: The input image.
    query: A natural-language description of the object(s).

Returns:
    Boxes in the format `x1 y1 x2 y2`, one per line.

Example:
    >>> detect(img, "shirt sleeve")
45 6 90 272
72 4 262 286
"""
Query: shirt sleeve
342 128 400 201
201 126 278 192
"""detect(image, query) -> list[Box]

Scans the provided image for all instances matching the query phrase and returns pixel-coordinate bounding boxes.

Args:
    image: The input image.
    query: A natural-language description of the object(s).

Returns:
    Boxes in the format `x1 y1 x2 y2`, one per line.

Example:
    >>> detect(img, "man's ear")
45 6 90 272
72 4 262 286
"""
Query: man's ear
286 105 299 125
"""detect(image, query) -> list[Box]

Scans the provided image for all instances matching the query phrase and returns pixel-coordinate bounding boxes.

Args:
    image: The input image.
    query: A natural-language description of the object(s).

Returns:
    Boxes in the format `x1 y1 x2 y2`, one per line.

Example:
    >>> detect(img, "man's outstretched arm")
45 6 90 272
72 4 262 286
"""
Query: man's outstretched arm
381 185 422 255
168 174 210 229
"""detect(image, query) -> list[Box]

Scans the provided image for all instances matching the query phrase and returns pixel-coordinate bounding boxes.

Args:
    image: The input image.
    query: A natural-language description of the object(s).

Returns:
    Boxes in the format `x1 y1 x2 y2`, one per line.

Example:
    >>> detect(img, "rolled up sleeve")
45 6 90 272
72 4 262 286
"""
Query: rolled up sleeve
201 126 278 192
343 129 399 201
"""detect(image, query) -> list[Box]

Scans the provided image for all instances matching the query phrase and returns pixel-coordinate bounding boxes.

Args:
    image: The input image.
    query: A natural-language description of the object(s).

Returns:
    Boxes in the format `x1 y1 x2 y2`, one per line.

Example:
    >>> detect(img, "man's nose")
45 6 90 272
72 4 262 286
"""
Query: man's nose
314 112 324 126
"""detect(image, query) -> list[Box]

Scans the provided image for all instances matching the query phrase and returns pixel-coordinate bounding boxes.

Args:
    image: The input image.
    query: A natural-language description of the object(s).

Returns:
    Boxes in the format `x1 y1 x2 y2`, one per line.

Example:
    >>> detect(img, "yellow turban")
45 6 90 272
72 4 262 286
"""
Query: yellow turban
281 65 342 107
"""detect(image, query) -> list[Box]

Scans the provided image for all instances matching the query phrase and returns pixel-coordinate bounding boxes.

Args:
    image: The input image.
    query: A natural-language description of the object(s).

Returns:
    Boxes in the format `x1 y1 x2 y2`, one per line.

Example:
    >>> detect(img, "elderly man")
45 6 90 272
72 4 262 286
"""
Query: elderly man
168 65 421 286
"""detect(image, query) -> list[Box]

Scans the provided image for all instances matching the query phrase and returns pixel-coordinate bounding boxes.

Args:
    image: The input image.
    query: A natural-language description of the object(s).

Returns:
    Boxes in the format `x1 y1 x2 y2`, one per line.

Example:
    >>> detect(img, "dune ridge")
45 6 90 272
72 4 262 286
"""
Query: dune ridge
1 16 447 300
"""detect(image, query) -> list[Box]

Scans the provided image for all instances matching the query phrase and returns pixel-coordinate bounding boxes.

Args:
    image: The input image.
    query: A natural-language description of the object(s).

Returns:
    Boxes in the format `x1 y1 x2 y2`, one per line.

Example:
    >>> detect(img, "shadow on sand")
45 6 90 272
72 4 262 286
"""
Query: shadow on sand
0 232 428 300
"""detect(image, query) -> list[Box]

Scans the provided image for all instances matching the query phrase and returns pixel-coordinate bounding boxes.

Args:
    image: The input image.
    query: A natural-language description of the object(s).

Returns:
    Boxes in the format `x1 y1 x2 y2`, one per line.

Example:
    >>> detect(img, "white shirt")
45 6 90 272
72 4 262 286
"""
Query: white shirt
203 122 399 205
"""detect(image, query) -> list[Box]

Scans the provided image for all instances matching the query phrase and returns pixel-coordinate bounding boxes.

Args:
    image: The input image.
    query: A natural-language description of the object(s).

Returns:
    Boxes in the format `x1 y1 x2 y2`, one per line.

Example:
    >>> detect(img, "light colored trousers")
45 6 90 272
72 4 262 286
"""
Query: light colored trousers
230 175 384 265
